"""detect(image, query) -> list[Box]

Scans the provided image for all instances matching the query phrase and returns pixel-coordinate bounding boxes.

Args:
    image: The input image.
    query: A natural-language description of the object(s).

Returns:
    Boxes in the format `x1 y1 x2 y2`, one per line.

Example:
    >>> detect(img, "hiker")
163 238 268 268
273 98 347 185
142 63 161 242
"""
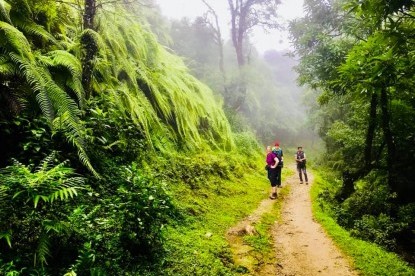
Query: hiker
295 146 308 184
272 142 283 187
266 145 279 199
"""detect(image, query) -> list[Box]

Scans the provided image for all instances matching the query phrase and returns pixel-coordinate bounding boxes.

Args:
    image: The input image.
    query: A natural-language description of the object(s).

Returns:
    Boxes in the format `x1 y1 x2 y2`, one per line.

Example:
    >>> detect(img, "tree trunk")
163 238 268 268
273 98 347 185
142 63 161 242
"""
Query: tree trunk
338 92 378 201
201 0 227 89
380 87 396 191
83 0 96 29
364 92 378 168
82 0 97 100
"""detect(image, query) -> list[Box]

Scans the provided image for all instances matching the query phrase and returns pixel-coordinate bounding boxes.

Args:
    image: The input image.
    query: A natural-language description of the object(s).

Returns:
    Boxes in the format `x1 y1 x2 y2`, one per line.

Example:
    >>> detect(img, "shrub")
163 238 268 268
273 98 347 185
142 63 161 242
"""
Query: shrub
67 162 176 275
351 213 408 250
336 176 393 228
0 154 85 274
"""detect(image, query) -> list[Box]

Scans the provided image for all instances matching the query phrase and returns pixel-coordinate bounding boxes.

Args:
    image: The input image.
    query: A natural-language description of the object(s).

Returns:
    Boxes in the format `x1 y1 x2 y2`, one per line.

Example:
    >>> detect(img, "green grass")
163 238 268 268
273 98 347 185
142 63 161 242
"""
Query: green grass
310 171 415 276
161 165 271 275
158 163 294 275
243 185 290 272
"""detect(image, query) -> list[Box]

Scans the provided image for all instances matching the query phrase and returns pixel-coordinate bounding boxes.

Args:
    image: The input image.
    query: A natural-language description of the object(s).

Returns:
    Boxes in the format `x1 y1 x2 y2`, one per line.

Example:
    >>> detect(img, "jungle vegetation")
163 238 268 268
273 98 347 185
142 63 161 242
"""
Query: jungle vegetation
0 0 258 274
290 0 415 265
0 0 414 275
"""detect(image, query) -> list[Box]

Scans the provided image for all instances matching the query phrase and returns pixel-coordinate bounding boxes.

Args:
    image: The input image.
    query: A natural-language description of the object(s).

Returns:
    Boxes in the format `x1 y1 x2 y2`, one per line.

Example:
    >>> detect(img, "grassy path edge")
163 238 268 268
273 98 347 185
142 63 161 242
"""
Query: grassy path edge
311 170 415 276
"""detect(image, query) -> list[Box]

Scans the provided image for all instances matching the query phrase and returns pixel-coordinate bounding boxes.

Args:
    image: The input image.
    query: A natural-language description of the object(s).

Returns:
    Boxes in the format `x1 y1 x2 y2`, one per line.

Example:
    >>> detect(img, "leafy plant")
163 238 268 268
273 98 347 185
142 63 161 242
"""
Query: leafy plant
0 153 85 271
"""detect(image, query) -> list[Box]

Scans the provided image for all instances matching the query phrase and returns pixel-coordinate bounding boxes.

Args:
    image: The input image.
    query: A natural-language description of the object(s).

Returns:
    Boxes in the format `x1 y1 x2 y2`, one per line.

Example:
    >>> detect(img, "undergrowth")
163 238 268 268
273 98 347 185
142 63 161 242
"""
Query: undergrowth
311 170 415 276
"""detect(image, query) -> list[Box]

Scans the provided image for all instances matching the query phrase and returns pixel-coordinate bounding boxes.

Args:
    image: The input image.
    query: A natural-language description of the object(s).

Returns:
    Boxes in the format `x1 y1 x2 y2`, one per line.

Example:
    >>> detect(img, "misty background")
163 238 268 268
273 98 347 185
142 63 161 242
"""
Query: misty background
145 0 319 149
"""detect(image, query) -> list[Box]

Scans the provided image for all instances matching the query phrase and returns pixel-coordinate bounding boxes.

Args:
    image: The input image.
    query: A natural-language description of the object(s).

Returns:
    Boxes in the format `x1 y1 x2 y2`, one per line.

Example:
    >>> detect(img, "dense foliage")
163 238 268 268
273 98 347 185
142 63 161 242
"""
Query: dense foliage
290 0 415 264
2 0 414 274
0 0 263 274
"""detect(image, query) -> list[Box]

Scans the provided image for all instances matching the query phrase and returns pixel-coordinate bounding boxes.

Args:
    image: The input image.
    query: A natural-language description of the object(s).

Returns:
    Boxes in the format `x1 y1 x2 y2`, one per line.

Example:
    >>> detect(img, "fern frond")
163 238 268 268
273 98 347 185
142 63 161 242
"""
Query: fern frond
0 21 32 60
0 60 15 76
46 50 84 107
12 17 58 45
52 113 99 177
9 53 55 120
35 232 50 266
43 219 69 234
0 231 12 248
50 187 78 201
47 50 82 78
35 151 56 173
0 0 12 24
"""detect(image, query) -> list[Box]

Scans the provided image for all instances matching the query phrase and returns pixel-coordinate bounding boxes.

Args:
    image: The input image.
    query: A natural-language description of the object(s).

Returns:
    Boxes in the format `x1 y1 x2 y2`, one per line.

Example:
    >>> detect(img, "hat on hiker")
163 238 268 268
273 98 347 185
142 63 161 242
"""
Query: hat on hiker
275 142 280 147
298 146 302 149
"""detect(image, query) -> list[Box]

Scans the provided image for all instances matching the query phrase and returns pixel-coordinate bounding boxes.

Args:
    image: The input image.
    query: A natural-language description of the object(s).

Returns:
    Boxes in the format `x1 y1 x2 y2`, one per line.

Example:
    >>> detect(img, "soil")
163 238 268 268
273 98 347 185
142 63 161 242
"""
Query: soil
226 165 358 276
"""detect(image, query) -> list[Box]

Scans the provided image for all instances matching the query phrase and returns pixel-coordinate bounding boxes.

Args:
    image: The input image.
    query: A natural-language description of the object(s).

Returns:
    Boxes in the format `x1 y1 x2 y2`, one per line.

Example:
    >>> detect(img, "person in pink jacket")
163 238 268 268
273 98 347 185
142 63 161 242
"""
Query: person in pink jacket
266 146 279 199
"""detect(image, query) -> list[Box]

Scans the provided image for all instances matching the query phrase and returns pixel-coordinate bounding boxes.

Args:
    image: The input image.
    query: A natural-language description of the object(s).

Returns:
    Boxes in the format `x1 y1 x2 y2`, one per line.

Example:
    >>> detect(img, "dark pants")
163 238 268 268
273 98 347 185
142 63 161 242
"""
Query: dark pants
276 166 282 187
268 167 279 187
297 164 308 182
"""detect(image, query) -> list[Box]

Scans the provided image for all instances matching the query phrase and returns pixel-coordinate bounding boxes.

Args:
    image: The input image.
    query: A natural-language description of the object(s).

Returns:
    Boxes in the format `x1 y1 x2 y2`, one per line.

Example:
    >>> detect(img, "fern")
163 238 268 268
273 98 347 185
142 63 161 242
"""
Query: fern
35 232 50 266
0 153 85 208
0 57 15 76
42 219 70 234
0 155 84 267
0 231 12 248
93 9 235 150
0 21 32 59
46 50 84 107
0 0 12 24
12 16 58 45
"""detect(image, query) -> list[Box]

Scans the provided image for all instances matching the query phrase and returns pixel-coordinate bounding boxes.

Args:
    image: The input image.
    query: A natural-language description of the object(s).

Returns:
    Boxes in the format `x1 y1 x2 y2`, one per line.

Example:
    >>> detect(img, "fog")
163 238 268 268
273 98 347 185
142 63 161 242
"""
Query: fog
156 0 305 53
152 0 320 150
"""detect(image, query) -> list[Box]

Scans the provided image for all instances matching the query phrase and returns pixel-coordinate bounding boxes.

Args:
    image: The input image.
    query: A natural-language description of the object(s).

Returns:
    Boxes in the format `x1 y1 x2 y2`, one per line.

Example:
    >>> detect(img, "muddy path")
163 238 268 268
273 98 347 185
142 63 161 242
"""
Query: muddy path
226 165 358 275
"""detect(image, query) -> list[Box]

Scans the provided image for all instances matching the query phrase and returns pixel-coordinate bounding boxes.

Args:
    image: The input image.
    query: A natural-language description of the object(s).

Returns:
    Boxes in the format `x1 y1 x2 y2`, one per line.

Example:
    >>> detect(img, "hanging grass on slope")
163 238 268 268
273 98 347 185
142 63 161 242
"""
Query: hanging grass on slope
91 7 234 151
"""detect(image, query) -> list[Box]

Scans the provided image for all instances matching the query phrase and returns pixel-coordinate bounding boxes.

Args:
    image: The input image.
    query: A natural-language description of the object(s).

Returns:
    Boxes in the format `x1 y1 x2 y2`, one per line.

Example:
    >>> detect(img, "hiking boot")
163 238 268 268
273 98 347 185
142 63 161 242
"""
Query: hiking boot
269 192 277 200
306 182 309 185
300 182 303 184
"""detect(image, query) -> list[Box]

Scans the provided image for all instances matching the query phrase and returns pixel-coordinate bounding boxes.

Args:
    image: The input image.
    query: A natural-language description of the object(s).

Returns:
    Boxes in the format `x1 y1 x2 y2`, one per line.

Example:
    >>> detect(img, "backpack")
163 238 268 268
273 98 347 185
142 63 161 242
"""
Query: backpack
273 148 283 167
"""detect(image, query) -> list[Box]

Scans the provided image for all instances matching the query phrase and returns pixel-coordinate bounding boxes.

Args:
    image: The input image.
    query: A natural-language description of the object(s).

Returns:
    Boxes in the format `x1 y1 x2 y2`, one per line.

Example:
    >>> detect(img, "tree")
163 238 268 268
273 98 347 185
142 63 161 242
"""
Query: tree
201 0 227 87
227 0 281 67
81 0 98 99
290 0 415 199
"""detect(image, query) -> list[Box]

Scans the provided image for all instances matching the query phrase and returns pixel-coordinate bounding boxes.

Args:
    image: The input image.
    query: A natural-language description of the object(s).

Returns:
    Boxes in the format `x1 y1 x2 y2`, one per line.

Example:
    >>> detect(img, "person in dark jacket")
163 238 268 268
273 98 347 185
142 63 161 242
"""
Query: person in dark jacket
295 146 308 184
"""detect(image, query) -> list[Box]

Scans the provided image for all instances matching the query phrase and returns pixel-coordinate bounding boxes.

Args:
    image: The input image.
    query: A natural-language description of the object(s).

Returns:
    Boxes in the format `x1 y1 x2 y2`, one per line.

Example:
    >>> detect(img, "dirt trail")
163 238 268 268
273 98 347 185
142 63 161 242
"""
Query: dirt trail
226 165 358 275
